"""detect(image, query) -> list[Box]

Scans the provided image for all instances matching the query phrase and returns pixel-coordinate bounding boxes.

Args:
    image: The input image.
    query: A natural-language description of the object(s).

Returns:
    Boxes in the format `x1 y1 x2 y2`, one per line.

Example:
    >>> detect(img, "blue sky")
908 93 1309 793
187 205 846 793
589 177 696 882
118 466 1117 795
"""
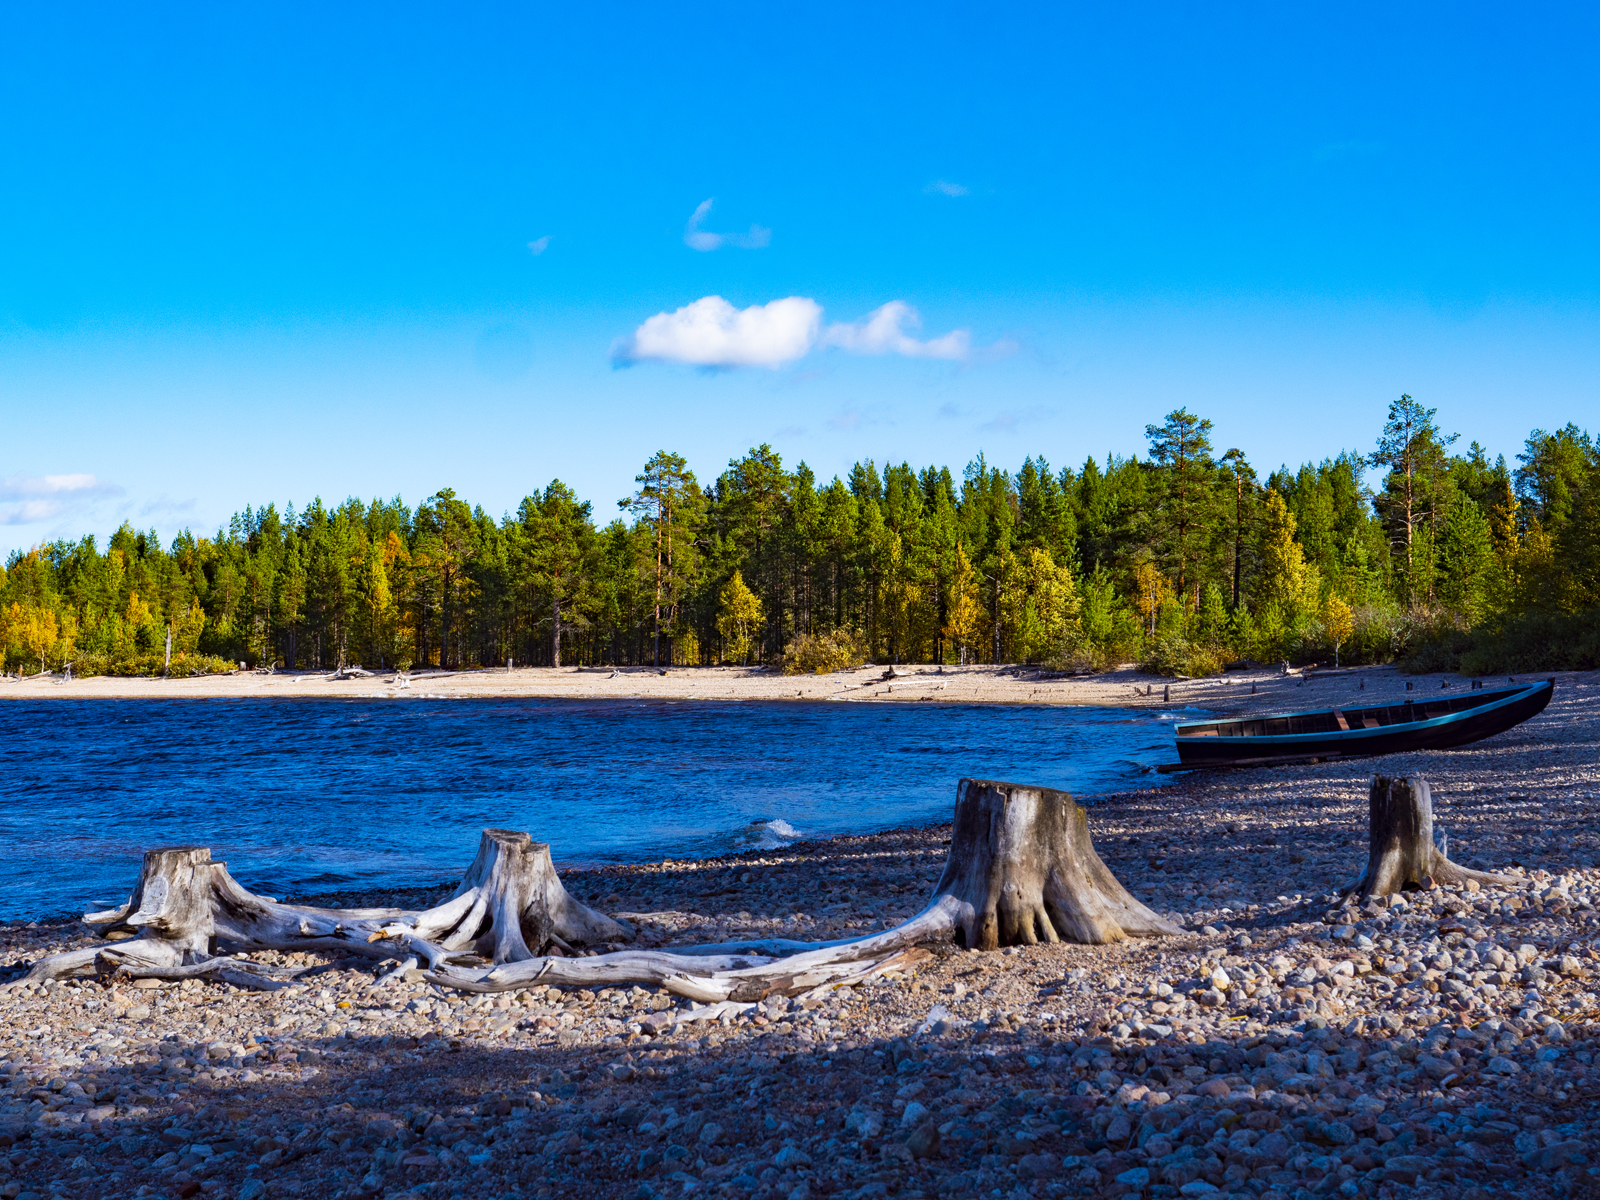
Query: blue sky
2 3 1597 554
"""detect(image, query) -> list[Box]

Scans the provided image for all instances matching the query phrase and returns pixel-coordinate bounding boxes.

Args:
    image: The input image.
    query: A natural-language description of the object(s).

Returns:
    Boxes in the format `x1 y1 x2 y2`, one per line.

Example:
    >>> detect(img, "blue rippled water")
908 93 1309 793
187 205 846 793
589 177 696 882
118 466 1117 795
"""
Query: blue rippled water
0 699 1185 919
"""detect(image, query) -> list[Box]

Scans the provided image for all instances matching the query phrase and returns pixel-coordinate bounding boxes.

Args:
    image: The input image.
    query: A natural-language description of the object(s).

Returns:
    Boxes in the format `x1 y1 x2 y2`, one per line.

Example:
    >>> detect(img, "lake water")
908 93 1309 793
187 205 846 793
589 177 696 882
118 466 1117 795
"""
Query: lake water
0 698 1185 919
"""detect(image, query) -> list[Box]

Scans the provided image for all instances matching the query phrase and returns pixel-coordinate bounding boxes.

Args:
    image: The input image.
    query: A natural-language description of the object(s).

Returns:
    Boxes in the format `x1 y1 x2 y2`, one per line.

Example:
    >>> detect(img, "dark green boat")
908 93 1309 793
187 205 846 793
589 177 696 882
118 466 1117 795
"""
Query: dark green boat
1170 679 1555 769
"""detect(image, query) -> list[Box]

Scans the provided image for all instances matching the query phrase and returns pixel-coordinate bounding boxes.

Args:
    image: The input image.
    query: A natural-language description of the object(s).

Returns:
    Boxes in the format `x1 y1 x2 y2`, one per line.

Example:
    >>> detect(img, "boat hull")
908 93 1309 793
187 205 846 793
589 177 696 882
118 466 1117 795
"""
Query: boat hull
1173 680 1554 767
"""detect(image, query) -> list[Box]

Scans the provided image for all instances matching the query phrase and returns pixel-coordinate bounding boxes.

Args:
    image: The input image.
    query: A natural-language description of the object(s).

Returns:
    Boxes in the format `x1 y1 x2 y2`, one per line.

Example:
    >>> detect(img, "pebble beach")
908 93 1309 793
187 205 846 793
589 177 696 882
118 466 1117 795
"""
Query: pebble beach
2 667 1597 1200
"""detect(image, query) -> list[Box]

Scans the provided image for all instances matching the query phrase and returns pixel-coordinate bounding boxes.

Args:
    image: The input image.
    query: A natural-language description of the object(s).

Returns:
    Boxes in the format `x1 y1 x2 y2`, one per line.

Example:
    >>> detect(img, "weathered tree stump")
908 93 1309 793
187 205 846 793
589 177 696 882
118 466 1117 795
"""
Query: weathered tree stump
1345 774 1515 900
389 829 628 963
936 778 1181 948
87 846 216 953
27 847 218 984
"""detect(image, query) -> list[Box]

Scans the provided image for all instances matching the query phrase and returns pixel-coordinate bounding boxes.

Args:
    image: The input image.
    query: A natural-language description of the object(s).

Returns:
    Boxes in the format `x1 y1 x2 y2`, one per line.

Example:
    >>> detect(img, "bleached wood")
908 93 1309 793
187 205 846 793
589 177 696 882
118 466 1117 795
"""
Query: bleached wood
16 830 627 986
1345 774 1515 900
15 778 1172 997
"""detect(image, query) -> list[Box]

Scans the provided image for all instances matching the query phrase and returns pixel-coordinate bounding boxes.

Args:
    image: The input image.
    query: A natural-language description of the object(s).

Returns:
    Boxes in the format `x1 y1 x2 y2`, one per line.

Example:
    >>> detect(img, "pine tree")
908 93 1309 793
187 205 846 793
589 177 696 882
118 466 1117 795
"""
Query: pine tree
1370 395 1457 605
621 451 701 667
521 482 595 668
1145 408 1216 610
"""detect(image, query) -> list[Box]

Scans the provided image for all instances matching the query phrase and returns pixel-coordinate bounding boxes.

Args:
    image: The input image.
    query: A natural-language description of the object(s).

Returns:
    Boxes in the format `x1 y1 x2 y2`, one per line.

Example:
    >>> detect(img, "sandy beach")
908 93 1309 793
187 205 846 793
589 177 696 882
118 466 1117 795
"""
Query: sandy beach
6 660 1592 724
0 667 1597 1200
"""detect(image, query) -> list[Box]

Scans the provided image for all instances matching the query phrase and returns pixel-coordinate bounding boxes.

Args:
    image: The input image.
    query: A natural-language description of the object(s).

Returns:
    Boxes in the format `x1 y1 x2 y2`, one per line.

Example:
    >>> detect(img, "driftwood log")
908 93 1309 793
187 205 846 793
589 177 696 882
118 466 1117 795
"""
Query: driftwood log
1344 774 1515 900
15 778 1175 1000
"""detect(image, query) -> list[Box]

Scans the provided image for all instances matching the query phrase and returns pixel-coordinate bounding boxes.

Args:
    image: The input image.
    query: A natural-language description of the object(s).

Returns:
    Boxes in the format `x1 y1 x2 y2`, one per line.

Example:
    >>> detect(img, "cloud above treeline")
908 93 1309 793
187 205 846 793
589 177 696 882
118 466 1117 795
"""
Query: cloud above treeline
611 296 976 369
0 474 122 526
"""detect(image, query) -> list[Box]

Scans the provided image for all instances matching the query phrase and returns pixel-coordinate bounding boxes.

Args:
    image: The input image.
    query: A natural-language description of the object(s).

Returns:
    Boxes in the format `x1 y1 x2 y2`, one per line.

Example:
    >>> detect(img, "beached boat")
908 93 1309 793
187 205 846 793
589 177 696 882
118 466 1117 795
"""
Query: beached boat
1166 679 1554 770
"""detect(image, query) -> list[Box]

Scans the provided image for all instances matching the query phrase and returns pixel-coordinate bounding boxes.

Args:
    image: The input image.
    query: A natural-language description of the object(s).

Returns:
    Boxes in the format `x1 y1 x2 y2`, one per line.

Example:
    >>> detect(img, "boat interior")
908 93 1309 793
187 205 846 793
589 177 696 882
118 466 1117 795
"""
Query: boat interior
1176 685 1532 740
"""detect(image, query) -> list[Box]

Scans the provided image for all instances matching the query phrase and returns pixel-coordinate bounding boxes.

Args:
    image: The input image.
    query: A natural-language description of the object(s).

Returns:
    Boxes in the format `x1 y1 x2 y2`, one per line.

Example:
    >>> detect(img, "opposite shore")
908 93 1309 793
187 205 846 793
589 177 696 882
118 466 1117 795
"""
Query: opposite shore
4 661 1594 720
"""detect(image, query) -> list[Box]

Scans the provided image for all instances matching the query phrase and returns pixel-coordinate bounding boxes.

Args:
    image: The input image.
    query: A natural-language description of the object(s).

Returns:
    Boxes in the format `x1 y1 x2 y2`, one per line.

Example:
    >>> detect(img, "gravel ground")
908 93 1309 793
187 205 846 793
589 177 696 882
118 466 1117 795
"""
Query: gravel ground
1 670 1597 1200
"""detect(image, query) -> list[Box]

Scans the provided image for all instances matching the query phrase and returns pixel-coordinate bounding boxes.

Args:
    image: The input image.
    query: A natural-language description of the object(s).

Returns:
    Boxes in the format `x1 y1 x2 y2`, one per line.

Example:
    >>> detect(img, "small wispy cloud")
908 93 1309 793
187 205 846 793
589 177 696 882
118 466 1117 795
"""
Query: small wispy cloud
0 474 123 526
683 199 771 252
527 236 551 256
924 180 969 197
134 495 199 520
979 405 1049 434
823 301 970 360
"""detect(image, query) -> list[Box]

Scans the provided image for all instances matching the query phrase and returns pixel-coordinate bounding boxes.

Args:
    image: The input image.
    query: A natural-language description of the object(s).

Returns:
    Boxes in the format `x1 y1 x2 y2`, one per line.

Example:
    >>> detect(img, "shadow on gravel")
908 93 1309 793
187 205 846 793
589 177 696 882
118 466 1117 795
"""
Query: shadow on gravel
2 992 1589 1200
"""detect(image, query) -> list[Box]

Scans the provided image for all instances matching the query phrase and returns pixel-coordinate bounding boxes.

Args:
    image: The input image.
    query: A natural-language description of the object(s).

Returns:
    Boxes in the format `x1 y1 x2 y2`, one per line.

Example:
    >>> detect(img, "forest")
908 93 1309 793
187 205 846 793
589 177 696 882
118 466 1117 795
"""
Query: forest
3 397 1597 678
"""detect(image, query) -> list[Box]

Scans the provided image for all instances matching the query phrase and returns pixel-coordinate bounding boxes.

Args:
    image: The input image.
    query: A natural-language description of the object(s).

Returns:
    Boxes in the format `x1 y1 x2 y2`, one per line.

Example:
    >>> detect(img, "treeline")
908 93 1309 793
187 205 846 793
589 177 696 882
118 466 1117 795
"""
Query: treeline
3 397 1597 677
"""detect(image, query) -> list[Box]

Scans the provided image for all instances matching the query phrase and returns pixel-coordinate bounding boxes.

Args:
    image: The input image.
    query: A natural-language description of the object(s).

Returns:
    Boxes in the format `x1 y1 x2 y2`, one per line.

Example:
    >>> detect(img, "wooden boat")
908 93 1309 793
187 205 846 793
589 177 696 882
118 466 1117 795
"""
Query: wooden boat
1167 679 1554 770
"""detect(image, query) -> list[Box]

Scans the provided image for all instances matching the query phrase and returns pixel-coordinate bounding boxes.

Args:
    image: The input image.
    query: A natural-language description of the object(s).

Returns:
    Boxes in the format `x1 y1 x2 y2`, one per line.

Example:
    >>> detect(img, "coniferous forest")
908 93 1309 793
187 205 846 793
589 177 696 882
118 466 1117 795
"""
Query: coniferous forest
3 397 1598 678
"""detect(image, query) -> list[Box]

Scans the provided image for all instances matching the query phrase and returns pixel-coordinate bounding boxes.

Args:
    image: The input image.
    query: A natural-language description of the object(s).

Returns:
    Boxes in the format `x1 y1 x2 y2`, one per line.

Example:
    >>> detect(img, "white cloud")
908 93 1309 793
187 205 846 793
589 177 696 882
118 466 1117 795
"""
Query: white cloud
683 199 772 251
527 236 551 255
611 295 822 368
0 474 122 526
823 301 970 360
925 179 969 196
614 297 978 370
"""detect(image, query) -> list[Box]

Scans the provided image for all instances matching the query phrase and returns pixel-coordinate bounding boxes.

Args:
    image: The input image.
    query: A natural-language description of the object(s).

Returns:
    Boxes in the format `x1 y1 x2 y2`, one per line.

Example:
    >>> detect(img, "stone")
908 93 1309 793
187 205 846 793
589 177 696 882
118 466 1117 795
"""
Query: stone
900 1101 929 1128
906 1123 940 1159
844 1107 883 1139
697 1121 724 1146
1524 1140 1588 1171
1115 1167 1151 1187
774 1145 812 1168
1105 1111 1133 1144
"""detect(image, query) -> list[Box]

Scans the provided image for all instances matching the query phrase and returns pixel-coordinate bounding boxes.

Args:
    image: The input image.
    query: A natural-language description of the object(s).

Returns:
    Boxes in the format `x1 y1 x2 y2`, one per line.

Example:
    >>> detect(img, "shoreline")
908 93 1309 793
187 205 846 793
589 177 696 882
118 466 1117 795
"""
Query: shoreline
0 672 1594 1198
5 661 1595 718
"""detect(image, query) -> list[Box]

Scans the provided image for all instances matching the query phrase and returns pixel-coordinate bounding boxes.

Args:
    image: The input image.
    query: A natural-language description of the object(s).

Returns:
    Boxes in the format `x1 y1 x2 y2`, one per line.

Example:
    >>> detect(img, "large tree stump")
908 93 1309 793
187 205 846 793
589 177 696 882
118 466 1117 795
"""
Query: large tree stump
401 829 628 962
27 847 217 983
1345 774 1515 900
935 778 1181 948
90 846 217 955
